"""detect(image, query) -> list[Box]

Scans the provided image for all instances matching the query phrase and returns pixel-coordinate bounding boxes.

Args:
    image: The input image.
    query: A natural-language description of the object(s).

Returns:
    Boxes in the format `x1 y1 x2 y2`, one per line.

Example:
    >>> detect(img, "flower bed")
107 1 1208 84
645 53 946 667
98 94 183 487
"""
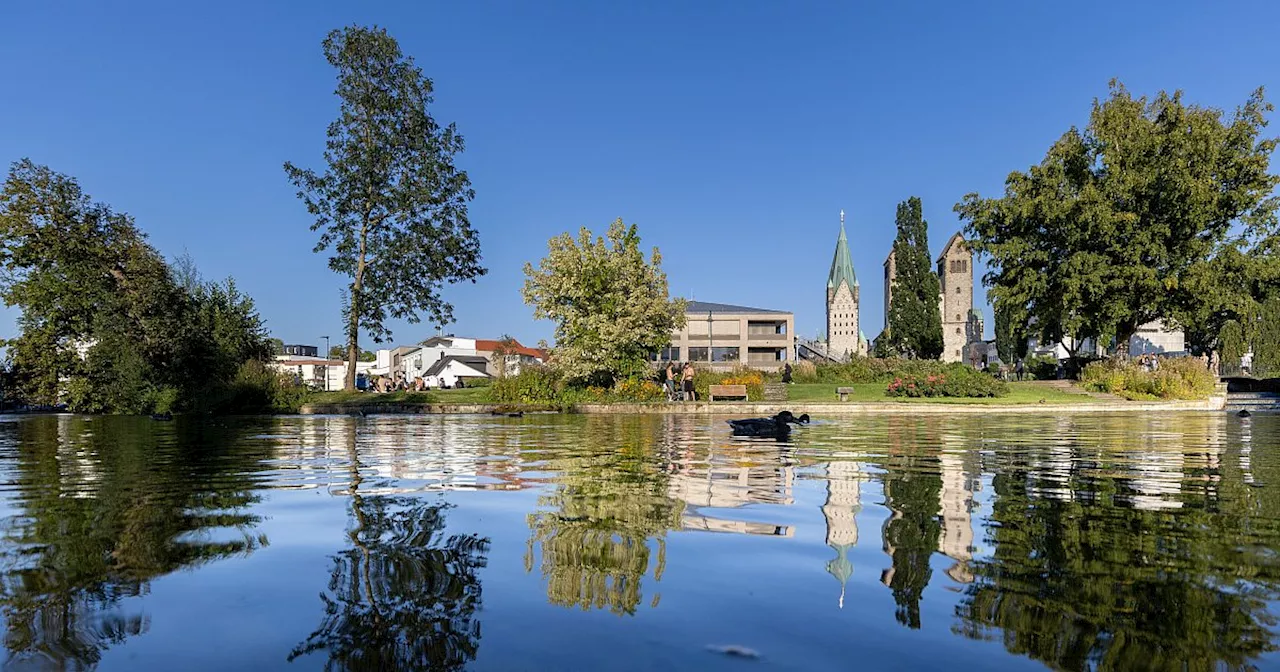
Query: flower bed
885 366 1008 398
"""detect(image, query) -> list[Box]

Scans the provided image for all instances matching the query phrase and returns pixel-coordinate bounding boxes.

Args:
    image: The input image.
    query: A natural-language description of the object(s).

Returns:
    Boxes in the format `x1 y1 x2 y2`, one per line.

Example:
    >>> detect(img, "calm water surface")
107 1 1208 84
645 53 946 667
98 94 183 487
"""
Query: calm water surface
0 412 1277 671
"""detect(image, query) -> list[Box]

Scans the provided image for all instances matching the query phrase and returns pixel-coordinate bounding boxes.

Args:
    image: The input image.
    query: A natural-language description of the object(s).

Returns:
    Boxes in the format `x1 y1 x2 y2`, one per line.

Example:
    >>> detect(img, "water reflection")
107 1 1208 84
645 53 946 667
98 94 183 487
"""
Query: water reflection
0 416 270 668
288 418 490 671
524 416 684 615
0 412 1276 670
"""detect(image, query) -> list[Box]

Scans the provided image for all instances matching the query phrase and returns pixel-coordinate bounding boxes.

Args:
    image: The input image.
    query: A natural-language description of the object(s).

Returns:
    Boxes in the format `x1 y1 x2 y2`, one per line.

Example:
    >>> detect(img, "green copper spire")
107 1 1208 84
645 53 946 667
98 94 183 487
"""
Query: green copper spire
827 209 859 291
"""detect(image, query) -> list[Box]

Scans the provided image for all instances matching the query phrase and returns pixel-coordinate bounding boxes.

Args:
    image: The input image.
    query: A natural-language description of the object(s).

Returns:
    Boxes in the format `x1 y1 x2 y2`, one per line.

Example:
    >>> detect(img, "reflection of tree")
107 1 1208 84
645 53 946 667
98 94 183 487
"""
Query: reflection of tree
954 450 1280 671
291 420 489 671
0 416 270 669
524 416 684 615
879 455 942 630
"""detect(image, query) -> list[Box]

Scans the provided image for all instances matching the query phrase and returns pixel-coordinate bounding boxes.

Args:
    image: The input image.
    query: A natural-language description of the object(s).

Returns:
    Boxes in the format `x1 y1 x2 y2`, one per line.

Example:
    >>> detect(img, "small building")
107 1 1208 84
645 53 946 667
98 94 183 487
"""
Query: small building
661 301 794 371
424 355 491 388
269 356 346 390
281 344 319 358
475 338 548 377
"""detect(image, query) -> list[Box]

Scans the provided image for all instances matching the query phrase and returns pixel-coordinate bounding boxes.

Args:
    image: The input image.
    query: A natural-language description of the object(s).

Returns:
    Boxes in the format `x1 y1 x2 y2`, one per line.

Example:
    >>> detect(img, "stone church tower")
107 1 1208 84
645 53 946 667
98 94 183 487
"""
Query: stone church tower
827 210 862 359
937 233 974 363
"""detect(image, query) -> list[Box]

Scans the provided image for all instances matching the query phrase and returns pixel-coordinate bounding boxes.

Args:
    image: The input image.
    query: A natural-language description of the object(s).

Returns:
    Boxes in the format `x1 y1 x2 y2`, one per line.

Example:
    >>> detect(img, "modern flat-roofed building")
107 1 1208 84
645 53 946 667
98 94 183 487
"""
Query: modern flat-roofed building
658 301 794 371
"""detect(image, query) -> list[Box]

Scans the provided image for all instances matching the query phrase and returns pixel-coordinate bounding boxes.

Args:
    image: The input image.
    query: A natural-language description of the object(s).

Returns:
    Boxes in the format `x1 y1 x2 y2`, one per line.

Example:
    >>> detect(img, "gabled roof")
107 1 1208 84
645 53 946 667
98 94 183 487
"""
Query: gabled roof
935 232 968 264
828 216 858 291
684 301 789 315
424 355 490 378
474 338 547 360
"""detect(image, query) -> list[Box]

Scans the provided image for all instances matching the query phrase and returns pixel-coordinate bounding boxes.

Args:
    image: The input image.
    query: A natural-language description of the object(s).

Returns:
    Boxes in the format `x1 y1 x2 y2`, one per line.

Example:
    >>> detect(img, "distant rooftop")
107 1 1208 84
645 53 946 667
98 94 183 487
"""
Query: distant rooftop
684 301 789 315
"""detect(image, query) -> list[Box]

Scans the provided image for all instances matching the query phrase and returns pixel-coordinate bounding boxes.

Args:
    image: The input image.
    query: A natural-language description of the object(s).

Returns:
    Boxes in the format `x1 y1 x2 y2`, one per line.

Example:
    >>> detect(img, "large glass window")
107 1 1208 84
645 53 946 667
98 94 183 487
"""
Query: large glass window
711 347 740 362
687 347 710 362
650 346 680 362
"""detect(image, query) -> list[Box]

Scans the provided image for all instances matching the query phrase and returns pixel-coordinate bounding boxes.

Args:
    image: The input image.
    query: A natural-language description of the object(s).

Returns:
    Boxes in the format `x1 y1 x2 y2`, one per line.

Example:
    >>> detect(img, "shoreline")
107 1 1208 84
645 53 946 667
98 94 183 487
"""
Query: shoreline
298 395 1227 416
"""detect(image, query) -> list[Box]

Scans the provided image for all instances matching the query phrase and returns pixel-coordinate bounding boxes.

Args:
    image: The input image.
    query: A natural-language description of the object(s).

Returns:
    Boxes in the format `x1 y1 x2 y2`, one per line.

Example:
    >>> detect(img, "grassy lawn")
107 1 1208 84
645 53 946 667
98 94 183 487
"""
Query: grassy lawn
785 382 1101 405
308 387 492 406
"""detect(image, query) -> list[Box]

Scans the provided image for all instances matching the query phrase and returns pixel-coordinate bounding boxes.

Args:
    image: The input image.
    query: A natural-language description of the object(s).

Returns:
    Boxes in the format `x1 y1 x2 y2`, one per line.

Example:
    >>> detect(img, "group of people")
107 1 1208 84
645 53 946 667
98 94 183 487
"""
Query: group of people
363 373 467 393
661 361 698 401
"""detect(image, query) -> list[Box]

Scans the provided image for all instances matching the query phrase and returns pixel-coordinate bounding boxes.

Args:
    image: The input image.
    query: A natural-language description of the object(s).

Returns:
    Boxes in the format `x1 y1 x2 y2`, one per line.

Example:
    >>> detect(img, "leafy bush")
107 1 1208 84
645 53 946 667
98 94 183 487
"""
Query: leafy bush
1025 354 1059 380
490 364 564 403
464 377 492 388
691 367 764 401
885 365 1008 398
216 360 313 413
1081 357 1215 400
791 357 959 385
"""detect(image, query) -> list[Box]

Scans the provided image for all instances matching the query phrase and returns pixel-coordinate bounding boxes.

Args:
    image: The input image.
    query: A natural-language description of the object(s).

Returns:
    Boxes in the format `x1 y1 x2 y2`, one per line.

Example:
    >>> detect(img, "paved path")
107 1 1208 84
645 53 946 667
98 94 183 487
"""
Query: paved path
1026 379 1122 401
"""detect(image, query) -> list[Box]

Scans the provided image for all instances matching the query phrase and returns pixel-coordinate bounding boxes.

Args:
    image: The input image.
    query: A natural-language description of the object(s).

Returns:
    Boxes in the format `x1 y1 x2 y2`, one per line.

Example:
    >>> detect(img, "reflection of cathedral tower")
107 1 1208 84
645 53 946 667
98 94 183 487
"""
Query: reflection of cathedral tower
822 459 862 607
937 450 974 583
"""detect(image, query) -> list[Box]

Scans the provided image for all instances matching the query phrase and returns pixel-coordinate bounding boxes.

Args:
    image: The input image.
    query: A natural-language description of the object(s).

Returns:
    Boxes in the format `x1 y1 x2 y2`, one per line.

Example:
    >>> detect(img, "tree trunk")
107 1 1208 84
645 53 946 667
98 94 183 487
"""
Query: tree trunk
345 226 369 391
1114 322 1136 359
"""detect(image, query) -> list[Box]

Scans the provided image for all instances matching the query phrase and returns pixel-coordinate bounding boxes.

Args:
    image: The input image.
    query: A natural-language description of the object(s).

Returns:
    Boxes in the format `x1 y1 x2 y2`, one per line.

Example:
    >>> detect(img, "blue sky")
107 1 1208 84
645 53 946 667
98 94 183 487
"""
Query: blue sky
1 1 1276 350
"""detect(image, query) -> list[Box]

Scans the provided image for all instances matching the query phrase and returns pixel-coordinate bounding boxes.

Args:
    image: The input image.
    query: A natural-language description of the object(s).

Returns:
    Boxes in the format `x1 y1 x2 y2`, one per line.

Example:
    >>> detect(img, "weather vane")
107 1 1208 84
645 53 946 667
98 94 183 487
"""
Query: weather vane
840 209 845 225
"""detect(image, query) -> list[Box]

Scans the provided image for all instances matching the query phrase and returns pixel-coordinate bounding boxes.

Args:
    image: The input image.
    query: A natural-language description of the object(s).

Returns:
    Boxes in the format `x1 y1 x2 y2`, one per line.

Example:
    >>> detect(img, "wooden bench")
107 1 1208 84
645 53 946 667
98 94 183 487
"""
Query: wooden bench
708 384 749 401
837 386 854 402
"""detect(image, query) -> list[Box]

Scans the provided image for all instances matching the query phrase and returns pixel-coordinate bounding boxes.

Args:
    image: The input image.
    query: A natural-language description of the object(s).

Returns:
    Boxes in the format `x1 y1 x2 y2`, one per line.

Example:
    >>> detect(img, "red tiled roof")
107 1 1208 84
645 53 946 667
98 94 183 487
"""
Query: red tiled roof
273 359 346 367
474 338 547 360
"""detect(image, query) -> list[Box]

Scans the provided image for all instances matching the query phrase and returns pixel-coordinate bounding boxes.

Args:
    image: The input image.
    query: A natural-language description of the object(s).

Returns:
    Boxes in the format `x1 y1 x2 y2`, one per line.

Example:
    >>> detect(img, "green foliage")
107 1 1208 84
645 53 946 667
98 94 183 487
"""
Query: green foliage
522 219 685 385
1255 296 1280 376
329 346 375 361
1024 354 1060 380
0 161 273 414
285 25 485 389
1080 357 1216 400
993 297 1028 365
885 197 943 359
691 368 765 401
268 337 285 356
885 366 1008 398
1218 320 1246 370
789 358 957 384
957 81 1279 356
218 361 313 414
489 364 564 404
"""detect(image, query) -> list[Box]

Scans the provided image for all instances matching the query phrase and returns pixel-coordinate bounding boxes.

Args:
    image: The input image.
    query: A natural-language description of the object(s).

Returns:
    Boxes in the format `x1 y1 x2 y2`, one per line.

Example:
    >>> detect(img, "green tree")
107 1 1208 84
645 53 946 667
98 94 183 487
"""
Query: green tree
0 160 186 410
285 25 485 390
267 337 285 356
993 296 1029 365
885 197 943 359
0 161 272 413
522 219 685 384
329 346 375 361
1219 320 1246 373
957 82 1279 357
1254 296 1280 377
488 334 518 379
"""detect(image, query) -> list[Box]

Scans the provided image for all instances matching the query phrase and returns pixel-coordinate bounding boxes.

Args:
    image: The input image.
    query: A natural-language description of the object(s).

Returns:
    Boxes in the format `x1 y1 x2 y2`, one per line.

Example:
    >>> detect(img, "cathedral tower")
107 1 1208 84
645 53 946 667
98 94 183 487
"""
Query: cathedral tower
827 210 862 359
937 232 974 363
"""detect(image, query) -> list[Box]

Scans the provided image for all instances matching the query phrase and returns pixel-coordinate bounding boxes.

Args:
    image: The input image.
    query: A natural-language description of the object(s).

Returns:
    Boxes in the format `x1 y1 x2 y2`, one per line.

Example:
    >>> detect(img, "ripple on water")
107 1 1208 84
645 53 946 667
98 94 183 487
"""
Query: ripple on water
0 411 1276 671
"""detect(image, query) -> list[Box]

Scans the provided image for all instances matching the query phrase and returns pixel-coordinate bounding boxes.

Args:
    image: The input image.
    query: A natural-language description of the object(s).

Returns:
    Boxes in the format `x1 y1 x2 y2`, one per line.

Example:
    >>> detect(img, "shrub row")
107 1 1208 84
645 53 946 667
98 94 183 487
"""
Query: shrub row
885 365 1009 398
488 364 768 403
790 358 973 384
1080 357 1216 400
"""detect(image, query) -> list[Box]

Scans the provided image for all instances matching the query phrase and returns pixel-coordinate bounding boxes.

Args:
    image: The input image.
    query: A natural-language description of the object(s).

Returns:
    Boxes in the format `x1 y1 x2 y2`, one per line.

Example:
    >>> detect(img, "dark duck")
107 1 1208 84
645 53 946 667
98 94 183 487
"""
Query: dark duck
727 411 810 438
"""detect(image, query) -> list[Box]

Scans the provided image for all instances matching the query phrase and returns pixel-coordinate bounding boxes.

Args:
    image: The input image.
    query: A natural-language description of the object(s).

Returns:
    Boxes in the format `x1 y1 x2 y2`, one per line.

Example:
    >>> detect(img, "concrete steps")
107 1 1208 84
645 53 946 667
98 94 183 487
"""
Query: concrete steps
1226 392 1280 411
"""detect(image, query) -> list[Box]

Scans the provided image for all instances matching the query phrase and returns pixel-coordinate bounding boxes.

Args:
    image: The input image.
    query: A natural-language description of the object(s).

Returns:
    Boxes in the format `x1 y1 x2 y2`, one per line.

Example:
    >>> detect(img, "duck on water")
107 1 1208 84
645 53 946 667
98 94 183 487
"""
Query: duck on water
727 411 810 438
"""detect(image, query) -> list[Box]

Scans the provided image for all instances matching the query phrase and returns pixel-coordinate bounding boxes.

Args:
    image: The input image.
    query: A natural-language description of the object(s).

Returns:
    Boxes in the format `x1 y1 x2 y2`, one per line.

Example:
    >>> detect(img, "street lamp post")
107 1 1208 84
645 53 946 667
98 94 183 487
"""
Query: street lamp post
321 335 331 391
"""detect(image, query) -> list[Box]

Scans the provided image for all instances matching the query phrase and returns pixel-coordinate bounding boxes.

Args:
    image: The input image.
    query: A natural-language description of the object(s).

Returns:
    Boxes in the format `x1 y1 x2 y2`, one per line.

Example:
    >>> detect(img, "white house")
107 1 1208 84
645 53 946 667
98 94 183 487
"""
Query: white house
1026 319 1186 360
269 355 377 390
370 336 547 387
423 355 491 388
